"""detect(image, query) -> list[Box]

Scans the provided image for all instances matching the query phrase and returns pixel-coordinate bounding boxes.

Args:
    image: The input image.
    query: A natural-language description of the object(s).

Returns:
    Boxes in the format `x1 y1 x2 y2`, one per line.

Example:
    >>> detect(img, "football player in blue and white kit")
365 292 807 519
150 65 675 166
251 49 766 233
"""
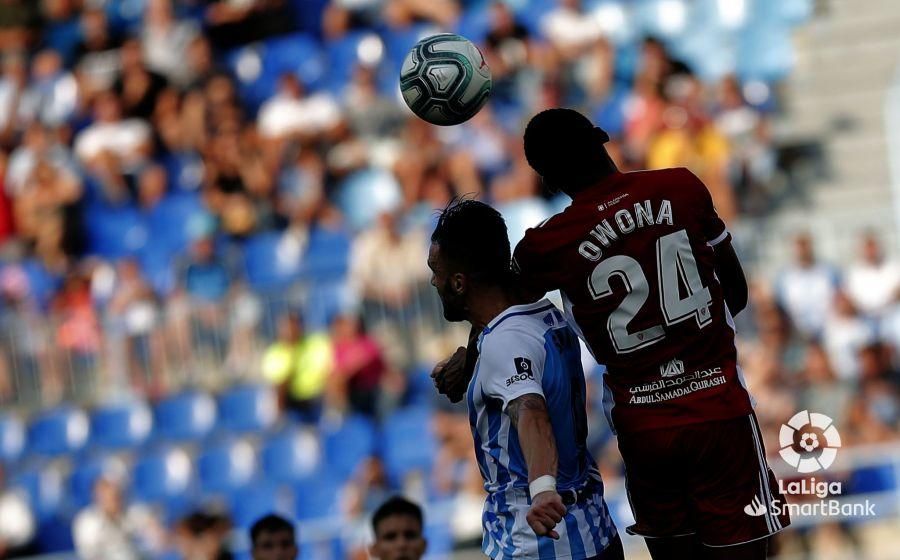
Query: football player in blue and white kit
428 199 623 560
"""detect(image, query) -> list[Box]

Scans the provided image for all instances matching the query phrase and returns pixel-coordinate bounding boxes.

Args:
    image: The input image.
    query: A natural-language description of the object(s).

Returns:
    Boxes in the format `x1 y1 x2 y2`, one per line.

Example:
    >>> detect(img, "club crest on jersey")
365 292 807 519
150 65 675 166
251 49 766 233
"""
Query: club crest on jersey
506 357 535 386
659 358 685 378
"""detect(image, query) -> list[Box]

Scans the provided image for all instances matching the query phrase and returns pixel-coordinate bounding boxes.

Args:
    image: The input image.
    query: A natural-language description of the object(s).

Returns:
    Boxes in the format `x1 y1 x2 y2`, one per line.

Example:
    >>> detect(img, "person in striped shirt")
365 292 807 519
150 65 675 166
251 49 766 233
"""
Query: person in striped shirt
427 199 623 560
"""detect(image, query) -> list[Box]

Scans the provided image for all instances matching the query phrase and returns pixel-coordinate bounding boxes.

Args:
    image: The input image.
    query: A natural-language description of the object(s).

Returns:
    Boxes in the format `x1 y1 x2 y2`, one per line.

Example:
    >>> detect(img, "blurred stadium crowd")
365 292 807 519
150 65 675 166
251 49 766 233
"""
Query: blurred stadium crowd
2 0 897 558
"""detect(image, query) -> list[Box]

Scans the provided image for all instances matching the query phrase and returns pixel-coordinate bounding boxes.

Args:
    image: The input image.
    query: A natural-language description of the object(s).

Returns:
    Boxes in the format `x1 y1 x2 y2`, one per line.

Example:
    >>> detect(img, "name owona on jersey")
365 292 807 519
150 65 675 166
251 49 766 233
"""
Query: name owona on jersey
578 198 674 262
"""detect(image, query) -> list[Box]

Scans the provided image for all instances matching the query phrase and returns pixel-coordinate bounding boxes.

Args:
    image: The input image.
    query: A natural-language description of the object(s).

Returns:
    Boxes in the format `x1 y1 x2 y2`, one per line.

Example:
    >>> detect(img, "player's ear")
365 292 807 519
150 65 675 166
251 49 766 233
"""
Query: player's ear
368 542 379 559
452 272 466 295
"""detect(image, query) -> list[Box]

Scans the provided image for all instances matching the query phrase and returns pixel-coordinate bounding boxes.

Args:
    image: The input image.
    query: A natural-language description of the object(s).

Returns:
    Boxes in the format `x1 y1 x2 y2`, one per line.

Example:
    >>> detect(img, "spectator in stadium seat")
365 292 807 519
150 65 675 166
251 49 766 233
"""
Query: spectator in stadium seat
775 233 841 339
0 51 29 141
368 496 427 560
5 122 78 198
174 511 234 560
257 74 342 140
104 258 161 390
343 456 393 521
74 90 152 171
73 7 123 96
647 72 736 222
19 48 78 128
140 0 199 87
73 475 164 560
322 0 384 40
350 210 429 313
250 514 297 560
14 157 82 270
262 311 334 424
822 291 877 381
846 232 900 317
0 464 36 557
540 0 602 61
113 38 168 121
330 312 388 417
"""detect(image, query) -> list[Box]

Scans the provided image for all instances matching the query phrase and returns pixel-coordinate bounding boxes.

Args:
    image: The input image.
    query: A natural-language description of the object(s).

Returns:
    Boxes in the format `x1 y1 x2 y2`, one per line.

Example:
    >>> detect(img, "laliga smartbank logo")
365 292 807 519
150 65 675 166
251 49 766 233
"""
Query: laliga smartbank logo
778 410 841 473
744 411 876 519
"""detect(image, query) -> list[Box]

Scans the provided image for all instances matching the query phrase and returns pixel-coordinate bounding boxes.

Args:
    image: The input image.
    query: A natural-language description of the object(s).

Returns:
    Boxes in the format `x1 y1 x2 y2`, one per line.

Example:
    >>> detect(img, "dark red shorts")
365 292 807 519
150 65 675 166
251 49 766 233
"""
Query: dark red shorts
618 413 790 547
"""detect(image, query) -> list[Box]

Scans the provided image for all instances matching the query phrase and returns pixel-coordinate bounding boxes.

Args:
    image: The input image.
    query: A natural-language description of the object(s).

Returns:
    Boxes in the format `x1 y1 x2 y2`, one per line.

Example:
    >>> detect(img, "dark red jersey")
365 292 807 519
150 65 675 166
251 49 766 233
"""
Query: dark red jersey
512 167 753 434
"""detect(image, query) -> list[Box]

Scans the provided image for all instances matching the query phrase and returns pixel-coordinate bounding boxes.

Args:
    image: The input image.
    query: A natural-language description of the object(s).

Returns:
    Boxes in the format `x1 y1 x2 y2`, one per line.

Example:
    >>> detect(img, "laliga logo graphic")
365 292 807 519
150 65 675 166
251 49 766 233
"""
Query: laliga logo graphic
779 410 842 473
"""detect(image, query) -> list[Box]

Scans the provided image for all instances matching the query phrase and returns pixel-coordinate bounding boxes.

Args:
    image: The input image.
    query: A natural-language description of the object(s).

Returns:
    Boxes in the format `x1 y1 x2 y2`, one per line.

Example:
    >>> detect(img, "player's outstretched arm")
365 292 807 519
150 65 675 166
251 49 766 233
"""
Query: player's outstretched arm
508 393 566 540
712 240 749 315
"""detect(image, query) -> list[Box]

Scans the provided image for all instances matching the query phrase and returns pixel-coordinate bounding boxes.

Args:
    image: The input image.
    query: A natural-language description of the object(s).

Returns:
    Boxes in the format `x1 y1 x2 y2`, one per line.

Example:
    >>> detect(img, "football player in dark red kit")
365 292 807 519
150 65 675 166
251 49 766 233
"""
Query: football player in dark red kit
432 109 789 559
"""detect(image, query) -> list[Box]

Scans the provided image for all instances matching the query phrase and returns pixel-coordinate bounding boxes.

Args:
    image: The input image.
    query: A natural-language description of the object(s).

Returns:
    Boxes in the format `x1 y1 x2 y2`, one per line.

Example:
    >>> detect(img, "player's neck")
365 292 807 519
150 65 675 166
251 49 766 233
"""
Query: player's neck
467 287 515 331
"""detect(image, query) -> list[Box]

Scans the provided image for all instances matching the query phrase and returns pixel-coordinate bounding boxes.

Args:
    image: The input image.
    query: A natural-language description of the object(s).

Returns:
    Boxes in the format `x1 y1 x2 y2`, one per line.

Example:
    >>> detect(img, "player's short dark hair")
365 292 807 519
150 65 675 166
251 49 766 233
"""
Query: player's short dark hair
431 199 510 287
250 514 295 546
524 108 612 191
372 496 424 535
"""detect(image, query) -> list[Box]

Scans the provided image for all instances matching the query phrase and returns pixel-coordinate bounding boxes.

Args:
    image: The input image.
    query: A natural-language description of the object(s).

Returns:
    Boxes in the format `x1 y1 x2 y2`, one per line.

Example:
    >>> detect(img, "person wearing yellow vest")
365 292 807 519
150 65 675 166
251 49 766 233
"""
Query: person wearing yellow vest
262 311 333 423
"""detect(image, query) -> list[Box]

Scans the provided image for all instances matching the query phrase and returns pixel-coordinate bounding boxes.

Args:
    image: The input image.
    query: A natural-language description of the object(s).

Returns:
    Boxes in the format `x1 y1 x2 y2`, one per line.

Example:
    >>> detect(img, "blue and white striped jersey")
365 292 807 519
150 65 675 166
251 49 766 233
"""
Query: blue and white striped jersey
467 299 618 559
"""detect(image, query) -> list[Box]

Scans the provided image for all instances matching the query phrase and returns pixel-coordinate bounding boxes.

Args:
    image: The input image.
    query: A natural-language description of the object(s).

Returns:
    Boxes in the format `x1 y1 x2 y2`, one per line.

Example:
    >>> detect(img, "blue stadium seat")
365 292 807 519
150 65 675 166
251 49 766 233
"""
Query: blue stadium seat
293 470 342 520
144 193 206 256
260 429 321 483
89 400 153 450
27 407 89 458
381 407 436 484
153 391 217 442
20 259 61 310
83 204 148 260
322 415 377 481
197 439 257 494
301 226 352 281
12 466 64 520
217 384 278 434
403 366 437 408
131 447 193 503
334 168 403 231
138 244 177 296
229 480 293 530
382 23 437 72
264 33 326 89
323 31 371 93
243 232 303 293
0 414 25 464
289 0 329 35
453 4 492 44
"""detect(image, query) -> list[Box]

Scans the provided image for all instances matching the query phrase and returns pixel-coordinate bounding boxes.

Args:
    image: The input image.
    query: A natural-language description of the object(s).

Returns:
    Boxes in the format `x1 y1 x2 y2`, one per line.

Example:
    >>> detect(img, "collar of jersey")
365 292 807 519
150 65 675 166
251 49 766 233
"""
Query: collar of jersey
479 298 556 340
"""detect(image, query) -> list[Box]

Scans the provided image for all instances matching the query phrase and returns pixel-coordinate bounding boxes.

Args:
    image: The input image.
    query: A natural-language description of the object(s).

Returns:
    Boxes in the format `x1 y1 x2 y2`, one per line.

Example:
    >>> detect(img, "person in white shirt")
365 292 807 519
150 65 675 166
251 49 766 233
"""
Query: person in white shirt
73 91 152 170
822 291 877 381
72 475 162 560
257 74 341 139
846 233 900 317
774 233 840 338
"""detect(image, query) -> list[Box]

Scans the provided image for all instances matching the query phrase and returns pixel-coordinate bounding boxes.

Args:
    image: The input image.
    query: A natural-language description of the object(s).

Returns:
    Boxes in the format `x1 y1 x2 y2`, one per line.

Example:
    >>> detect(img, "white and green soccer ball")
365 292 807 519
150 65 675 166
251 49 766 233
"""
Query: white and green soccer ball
400 33 492 126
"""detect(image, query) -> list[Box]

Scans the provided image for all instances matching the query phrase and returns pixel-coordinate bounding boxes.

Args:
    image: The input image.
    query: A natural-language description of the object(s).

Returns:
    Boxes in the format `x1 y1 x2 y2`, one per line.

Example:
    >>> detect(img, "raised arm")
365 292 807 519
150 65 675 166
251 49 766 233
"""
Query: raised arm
712 240 749 315
508 393 566 540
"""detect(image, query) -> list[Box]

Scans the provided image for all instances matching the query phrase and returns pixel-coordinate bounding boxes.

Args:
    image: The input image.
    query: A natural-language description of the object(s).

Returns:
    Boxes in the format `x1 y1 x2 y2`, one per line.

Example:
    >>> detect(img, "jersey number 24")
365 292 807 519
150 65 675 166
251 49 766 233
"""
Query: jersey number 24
588 229 713 354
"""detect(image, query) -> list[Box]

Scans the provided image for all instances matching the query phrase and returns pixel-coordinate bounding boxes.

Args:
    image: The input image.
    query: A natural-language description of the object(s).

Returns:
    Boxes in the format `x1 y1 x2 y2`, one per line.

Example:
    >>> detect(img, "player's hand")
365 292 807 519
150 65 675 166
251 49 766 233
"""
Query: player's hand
431 346 469 403
527 491 566 540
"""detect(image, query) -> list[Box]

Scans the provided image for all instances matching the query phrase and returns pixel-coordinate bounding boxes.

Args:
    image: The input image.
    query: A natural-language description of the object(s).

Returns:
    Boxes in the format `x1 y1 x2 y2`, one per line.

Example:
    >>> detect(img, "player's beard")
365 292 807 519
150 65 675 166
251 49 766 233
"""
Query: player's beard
439 277 467 322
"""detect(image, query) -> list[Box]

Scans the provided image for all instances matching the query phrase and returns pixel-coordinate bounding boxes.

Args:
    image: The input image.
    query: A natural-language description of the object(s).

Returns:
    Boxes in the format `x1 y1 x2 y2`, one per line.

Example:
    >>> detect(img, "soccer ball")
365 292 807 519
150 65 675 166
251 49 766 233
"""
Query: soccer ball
400 33 492 126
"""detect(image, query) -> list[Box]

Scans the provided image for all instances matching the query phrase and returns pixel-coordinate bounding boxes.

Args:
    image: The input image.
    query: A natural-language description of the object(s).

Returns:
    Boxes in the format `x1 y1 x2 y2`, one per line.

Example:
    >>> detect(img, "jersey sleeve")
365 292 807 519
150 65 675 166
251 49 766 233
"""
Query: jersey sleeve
680 169 730 247
478 326 547 412
511 227 556 298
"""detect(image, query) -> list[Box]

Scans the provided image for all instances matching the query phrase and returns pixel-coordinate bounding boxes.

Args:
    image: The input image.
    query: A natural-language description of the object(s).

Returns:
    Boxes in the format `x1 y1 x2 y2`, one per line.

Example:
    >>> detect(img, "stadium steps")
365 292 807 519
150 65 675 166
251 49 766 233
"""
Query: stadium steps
750 0 900 274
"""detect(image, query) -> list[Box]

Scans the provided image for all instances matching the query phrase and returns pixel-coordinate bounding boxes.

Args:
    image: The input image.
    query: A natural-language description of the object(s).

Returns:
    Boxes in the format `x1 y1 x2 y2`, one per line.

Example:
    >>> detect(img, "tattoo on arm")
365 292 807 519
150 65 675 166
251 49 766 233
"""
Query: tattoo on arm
507 393 548 428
